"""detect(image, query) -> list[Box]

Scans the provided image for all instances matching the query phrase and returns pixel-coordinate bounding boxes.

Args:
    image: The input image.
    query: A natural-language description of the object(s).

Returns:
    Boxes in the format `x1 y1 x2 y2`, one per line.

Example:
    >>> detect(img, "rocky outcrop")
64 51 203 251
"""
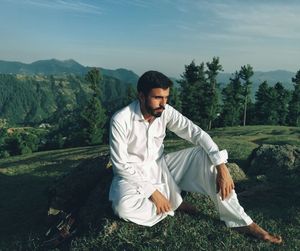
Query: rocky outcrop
227 163 247 182
248 144 300 179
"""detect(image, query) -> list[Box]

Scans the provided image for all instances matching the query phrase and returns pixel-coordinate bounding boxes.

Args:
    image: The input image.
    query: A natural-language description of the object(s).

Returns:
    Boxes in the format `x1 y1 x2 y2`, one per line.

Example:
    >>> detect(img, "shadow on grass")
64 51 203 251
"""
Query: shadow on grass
0 172 56 249
252 137 299 146
0 150 111 250
236 176 300 223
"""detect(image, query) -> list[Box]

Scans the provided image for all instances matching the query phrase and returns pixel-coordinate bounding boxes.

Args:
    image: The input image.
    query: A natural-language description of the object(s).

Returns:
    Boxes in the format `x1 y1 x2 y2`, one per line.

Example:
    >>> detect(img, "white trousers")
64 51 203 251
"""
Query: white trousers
112 147 253 228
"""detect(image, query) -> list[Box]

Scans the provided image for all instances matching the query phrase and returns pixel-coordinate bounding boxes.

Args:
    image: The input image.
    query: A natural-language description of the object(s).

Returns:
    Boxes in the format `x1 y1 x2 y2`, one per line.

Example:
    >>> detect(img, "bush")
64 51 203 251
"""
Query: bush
4 131 40 156
0 150 10 158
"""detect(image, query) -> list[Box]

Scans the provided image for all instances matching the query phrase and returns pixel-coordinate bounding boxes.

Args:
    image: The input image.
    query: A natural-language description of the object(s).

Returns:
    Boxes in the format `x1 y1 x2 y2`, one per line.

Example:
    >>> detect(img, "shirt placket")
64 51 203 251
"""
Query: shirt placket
144 120 154 161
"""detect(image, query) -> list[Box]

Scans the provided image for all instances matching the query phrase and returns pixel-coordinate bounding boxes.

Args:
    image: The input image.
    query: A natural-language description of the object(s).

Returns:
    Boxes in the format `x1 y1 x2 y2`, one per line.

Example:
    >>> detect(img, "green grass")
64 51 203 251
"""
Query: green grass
0 125 299 250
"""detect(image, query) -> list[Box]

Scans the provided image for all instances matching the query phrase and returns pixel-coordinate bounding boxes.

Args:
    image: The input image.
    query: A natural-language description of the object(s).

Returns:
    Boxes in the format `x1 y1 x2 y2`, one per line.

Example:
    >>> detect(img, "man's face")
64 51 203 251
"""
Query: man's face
140 88 170 118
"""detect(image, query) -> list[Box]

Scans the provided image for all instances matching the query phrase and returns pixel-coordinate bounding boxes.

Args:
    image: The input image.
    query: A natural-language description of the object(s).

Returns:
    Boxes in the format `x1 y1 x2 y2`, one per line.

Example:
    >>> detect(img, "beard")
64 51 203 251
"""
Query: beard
144 101 165 117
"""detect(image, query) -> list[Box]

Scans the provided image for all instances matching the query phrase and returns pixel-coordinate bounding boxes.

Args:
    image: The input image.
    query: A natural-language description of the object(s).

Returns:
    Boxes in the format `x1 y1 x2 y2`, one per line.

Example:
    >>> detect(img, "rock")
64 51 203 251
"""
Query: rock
248 144 300 179
227 163 247 182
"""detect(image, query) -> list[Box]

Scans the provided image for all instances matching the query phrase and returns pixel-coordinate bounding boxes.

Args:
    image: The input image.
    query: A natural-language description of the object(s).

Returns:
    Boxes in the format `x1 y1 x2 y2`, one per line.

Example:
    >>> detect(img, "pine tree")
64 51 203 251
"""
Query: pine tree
220 72 244 126
169 86 181 112
254 81 290 125
255 81 274 124
179 61 206 126
79 68 107 145
205 57 223 130
274 82 291 125
288 70 300 126
239 64 254 126
123 84 137 106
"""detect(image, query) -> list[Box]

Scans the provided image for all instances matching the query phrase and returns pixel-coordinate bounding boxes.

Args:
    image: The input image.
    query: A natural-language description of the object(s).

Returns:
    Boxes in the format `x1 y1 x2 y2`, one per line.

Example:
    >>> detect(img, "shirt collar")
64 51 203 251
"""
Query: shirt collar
133 100 145 121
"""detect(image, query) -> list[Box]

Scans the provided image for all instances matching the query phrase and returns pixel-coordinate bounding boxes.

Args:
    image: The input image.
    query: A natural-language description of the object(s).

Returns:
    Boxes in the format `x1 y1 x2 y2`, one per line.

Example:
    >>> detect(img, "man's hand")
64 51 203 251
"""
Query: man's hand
216 163 235 200
150 190 171 214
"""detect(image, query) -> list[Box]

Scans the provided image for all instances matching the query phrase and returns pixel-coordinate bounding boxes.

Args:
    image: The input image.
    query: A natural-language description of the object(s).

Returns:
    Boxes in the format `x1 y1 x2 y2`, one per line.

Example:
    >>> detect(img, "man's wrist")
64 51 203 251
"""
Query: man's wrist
216 163 227 171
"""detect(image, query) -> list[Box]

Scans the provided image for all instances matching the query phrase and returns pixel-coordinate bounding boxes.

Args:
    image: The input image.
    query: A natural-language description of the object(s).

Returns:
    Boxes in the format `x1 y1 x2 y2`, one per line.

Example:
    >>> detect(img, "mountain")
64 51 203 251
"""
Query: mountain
98 68 139 85
0 73 130 125
0 59 139 85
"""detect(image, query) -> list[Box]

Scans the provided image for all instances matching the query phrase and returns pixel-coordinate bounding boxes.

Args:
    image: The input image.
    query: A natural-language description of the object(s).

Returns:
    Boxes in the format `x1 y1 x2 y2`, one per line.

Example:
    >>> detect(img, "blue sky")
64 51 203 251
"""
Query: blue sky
1 0 300 77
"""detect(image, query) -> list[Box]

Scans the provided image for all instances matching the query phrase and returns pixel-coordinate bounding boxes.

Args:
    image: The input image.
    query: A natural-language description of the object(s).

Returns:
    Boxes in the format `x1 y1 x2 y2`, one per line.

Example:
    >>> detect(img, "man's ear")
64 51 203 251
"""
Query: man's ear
138 92 145 102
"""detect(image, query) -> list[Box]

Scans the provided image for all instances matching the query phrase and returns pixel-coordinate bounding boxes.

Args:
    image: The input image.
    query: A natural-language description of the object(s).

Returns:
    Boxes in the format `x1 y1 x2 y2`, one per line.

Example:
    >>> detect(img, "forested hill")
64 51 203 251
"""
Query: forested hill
0 59 140 125
0 59 295 89
0 73 132 125
0 59 297 126
0 59 139 85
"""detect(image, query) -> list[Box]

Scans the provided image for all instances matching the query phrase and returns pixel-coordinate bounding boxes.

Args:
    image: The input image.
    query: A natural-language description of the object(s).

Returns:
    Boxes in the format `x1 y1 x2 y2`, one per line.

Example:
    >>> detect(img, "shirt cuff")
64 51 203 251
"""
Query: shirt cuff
138 182 157 199
208 149 228 166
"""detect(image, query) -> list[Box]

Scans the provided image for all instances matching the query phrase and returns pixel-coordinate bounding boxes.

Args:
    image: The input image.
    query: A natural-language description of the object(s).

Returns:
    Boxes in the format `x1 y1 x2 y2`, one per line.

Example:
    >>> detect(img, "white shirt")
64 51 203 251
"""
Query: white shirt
109 100 227 200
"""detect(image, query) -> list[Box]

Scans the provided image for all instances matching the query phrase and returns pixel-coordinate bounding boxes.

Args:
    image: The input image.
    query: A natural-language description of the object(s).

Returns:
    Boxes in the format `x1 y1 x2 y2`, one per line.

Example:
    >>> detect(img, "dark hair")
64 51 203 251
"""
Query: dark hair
137 70 173 96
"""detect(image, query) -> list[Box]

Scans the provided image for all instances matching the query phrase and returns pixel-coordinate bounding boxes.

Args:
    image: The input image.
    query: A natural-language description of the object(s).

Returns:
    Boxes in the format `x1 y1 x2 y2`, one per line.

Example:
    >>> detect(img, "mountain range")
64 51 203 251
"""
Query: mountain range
0 59 139 85
0 59 296 89
0 59 297 126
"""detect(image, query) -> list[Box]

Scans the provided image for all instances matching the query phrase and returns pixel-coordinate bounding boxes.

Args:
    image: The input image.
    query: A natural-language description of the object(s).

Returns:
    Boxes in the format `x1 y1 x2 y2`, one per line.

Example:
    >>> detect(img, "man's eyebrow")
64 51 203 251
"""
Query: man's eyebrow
153 95 169 98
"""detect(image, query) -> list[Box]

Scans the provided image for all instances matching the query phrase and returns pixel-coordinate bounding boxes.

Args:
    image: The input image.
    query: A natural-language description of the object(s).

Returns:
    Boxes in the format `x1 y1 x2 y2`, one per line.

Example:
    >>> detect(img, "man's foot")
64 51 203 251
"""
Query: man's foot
235 222 282 244
177 201 199 215
42 211 77 248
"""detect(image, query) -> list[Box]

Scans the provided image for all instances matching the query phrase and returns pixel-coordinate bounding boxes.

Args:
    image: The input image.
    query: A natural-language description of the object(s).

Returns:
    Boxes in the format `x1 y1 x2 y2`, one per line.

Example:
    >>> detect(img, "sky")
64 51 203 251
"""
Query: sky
1 0 300 77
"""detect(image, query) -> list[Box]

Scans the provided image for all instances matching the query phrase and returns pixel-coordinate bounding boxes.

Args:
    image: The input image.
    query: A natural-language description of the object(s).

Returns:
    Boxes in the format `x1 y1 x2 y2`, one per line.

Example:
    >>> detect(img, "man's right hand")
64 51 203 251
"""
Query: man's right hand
149 190 171 215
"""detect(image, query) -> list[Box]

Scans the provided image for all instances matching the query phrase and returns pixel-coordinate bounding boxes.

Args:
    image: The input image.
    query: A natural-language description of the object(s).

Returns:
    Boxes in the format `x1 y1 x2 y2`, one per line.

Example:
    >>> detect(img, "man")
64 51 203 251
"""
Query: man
109 70 282 244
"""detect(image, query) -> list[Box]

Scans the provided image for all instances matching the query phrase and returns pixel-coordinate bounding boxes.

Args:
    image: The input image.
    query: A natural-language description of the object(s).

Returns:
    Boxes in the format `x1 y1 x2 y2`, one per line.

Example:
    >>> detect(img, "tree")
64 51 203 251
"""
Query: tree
169 86 181 112
205 57 223 129
179 61 206 126
254 81 290 125
220 72 244 126
255 81 276 124
123 84 137 106
239 64 254 126
274 82 291 125
288 70 300 126
78 68 107 145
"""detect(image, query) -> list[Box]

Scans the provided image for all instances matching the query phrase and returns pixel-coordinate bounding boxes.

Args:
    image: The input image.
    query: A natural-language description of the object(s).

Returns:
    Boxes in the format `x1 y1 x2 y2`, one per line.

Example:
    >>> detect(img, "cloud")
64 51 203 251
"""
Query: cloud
206 1 300 40
108 0 152 8
8 0 103 15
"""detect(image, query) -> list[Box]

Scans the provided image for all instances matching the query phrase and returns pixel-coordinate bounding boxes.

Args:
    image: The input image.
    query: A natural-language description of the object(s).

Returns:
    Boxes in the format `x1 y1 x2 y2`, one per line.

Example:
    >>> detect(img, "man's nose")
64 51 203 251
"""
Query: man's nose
161 98 167 106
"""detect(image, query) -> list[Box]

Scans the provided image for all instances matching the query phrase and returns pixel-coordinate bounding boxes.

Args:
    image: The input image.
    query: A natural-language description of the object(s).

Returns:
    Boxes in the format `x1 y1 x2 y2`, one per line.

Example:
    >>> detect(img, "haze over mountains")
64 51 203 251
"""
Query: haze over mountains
0 59 296 89
0 59 139 85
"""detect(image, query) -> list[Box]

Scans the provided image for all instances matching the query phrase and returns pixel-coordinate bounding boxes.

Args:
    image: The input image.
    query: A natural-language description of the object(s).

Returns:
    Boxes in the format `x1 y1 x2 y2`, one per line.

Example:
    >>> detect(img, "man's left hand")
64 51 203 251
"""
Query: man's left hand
216 163 235 200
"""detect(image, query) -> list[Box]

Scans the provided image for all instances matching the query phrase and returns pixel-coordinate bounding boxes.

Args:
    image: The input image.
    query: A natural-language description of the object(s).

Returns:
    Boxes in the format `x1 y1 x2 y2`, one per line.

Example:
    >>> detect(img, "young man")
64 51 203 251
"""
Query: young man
109 70 282 244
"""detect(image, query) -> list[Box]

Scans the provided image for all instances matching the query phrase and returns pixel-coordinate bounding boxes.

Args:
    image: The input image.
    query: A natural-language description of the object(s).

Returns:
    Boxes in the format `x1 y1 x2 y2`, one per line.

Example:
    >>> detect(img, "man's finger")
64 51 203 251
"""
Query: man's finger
157 207 161 215
222 187 226 200
165 204 170 212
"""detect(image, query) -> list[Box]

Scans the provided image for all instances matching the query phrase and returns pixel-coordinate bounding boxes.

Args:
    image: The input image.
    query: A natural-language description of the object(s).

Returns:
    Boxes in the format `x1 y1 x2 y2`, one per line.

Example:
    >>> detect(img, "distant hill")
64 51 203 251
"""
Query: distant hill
0 73 132 125
217 70 295 87
1 59 295 93
0 59 139 85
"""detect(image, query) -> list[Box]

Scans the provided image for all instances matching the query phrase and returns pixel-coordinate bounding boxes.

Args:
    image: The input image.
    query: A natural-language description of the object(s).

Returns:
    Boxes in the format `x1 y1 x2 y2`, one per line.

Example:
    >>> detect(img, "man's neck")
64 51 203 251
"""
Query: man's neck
142 110 155 123
140 103 155 123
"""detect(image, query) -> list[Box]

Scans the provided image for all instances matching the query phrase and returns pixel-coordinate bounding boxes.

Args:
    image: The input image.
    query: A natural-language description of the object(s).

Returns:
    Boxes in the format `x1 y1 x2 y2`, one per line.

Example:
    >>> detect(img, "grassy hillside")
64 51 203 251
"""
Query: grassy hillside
0 126 299 250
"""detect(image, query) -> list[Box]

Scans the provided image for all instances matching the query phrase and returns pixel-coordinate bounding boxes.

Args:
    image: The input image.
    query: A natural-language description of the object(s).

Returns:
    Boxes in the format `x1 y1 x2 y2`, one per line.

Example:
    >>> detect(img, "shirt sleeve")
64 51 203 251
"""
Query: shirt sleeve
166 105 228 166
109 118 156 198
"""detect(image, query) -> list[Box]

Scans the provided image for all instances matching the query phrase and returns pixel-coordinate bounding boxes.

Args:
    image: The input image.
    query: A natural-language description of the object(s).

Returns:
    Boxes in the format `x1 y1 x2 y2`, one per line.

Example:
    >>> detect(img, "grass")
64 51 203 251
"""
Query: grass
0 125 299 250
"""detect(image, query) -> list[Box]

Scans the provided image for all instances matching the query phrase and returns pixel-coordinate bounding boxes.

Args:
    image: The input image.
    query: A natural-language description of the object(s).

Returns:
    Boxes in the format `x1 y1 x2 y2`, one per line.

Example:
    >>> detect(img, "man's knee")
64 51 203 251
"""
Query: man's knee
112 197 141 219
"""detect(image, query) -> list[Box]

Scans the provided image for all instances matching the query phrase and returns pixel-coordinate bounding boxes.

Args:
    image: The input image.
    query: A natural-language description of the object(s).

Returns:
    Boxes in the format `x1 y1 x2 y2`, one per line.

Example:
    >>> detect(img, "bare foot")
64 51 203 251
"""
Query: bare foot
235 222 282 244
177 201 199 215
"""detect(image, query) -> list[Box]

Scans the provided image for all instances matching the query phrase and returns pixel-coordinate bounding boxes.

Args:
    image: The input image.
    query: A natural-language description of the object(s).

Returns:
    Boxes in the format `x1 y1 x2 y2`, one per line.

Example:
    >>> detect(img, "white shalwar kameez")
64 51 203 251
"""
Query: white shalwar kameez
109 100 253 228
